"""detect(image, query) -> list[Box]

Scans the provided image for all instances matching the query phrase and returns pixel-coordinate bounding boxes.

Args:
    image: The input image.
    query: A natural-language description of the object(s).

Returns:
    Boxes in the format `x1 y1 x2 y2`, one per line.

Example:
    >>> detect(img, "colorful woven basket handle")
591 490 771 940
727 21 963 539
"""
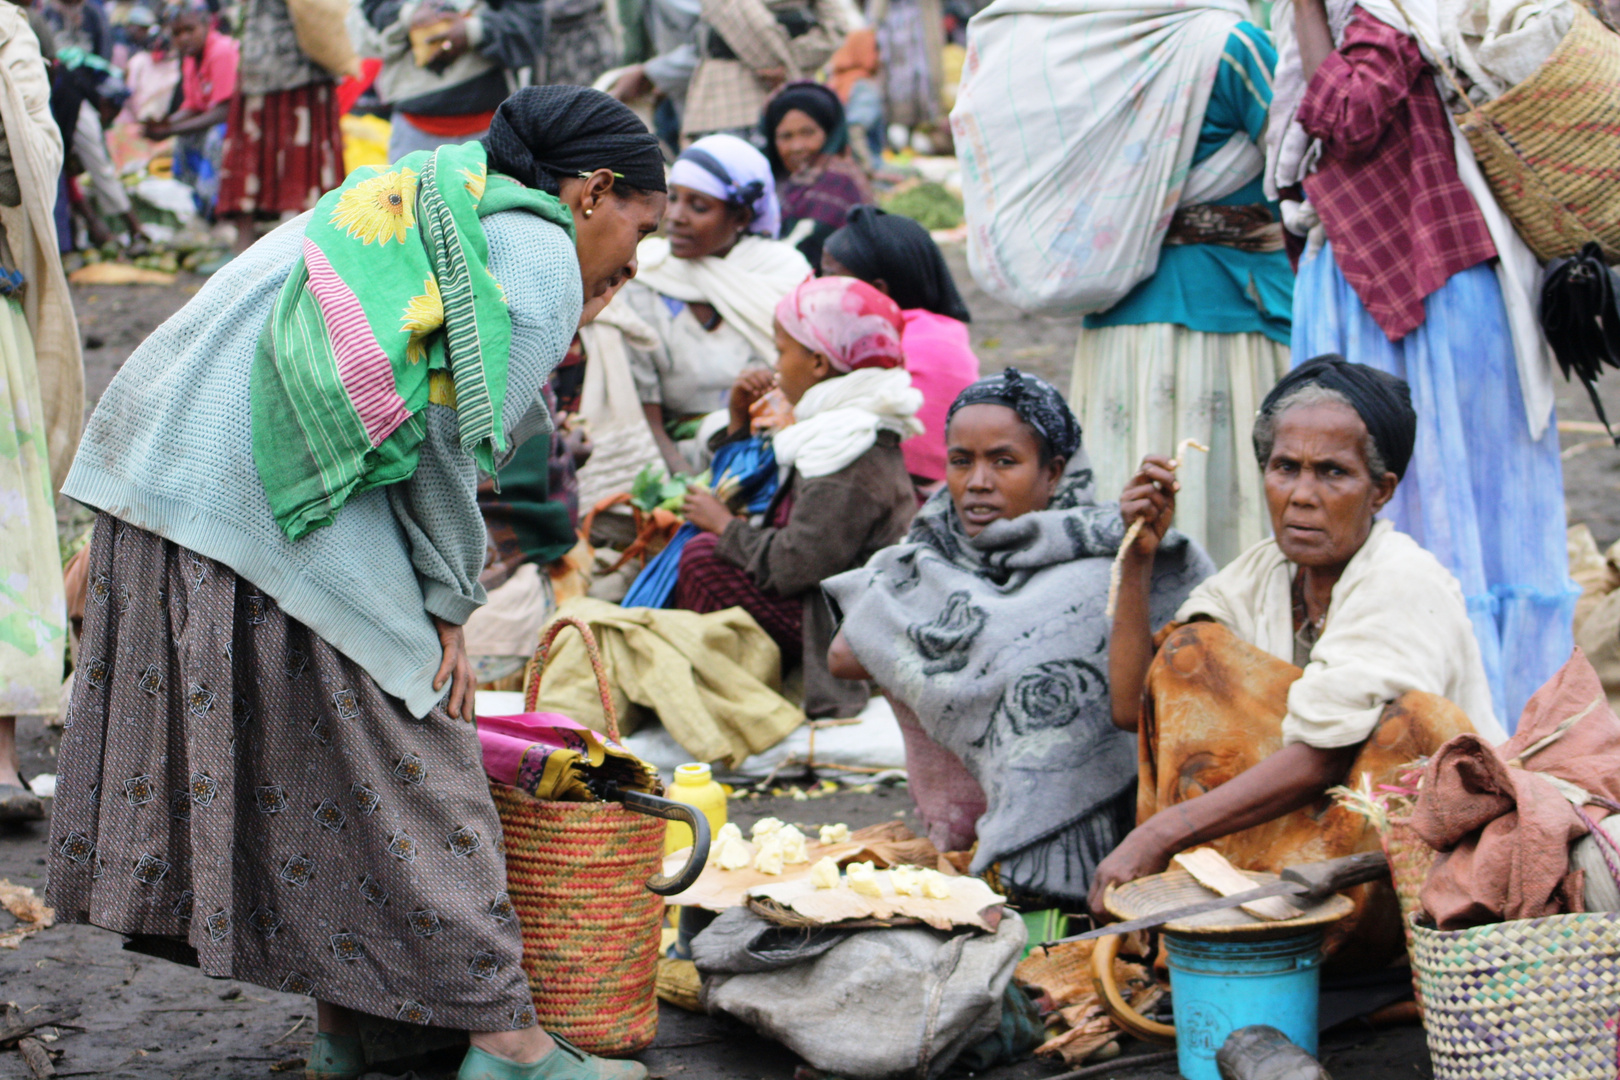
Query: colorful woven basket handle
523 615 621 743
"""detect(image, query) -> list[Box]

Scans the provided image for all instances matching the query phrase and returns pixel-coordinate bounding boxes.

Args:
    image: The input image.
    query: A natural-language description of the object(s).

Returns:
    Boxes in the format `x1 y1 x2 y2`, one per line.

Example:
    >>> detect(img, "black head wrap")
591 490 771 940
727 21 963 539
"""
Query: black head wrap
824 206 971 323
1256 354 1418 479
946 367 1081 461
481 86 667 197
760 81 848 177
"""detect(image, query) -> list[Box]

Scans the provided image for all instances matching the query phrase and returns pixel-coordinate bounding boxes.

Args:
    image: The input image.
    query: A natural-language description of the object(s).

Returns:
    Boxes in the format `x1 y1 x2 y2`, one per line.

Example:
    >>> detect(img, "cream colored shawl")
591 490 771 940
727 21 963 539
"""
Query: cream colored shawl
634 234 810 359
0 7 80 491
1177 521 1505 748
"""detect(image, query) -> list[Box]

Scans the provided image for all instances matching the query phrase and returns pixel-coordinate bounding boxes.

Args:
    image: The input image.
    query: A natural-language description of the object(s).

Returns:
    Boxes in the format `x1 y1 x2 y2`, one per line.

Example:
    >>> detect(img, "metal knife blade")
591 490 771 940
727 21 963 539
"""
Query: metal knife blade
1045 880 1309 946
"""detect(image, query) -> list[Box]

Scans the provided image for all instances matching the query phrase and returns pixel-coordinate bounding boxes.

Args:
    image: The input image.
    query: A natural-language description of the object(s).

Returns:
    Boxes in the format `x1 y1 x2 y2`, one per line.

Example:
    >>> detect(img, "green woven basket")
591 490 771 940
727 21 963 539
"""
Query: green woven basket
1411 910 1620 1079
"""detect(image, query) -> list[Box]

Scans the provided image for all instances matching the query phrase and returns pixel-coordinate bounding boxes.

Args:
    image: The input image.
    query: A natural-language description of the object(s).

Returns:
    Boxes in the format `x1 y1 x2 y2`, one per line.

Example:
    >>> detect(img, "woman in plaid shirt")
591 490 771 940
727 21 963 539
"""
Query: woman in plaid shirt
1282 0 1575 731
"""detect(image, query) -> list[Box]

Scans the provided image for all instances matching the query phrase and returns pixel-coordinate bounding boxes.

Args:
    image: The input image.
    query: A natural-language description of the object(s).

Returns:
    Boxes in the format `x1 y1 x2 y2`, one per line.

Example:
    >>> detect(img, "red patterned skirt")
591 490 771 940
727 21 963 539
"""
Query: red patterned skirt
673 533 803 655
217 82 344 216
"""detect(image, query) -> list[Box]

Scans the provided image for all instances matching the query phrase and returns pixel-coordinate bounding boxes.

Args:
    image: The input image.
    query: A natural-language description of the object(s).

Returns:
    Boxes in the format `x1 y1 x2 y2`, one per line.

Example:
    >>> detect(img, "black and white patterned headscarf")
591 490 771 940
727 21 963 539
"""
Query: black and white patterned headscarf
946 366 1082 462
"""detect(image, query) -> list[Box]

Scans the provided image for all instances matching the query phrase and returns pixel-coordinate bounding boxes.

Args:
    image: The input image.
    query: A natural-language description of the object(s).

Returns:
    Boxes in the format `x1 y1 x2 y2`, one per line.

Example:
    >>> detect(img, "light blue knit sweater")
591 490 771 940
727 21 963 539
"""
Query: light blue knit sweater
64 211 583 717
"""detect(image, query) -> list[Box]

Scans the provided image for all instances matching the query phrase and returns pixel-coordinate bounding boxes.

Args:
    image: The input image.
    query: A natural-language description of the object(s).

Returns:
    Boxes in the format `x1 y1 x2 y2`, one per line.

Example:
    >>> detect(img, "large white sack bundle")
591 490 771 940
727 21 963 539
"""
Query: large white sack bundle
951 0 1250 316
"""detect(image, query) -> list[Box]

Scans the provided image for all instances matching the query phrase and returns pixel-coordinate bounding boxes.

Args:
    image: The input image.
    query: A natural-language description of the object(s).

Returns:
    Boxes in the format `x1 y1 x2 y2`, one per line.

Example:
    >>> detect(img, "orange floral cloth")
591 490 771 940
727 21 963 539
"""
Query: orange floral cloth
1138 620 1477 968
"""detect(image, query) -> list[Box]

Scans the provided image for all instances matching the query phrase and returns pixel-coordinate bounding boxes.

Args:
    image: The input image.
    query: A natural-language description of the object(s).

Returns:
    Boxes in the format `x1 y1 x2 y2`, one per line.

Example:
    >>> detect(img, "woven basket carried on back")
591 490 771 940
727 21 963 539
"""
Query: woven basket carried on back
1446 4 1620 261
1411 910 1620 1078
493 616 665 1056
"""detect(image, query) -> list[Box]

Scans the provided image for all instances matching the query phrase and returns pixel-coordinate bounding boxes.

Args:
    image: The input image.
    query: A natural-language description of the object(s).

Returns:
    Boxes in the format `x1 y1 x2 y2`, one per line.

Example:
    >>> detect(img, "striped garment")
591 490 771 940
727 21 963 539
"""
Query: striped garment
250 142 575 541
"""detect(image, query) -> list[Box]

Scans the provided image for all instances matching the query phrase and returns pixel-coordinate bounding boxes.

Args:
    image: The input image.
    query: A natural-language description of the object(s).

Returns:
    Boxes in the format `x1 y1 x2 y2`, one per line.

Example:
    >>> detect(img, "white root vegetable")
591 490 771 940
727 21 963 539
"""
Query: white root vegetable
1105 439 1208 619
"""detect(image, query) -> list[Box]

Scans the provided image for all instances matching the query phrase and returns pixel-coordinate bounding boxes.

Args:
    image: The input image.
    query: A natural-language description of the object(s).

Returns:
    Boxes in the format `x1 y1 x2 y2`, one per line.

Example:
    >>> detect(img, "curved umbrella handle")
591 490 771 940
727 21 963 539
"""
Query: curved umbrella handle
606 784 712 896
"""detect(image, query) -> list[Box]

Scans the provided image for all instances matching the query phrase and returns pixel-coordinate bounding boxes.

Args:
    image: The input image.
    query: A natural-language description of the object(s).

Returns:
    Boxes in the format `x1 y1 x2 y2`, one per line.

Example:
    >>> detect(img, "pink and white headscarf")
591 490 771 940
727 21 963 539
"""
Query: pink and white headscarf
773 276 905 373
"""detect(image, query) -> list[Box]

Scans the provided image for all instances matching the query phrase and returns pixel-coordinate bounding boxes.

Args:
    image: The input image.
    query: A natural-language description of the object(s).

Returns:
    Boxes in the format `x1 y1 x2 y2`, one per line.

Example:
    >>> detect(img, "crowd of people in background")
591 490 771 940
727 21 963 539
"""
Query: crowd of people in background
19 0 963 259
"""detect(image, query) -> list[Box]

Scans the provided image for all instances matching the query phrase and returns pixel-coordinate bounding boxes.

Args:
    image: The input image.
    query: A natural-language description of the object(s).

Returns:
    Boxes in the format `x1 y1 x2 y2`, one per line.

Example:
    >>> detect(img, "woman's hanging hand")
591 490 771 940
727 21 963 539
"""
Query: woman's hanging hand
1119 454 1180 560
432 616 476 723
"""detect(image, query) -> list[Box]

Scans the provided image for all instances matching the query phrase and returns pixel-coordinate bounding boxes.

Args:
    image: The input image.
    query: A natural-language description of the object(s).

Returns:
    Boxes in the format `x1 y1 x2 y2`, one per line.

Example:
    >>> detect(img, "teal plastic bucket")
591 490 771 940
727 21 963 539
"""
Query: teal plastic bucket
1163 930 1323 1080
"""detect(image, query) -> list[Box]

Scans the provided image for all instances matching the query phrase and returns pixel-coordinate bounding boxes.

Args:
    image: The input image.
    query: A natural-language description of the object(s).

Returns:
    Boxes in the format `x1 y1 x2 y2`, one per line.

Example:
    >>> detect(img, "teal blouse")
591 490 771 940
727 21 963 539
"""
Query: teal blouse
1085 23 1294 345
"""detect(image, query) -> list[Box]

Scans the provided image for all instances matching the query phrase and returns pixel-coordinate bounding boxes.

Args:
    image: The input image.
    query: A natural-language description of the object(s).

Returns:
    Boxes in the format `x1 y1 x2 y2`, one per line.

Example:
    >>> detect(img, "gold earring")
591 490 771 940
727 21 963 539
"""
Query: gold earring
584 208 593 218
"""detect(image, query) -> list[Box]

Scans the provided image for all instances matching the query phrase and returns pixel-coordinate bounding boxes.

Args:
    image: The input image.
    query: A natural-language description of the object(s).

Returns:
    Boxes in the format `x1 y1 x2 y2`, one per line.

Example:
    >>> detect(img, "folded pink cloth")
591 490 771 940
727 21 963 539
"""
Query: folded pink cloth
476 711 605 791
1412 649 1620 928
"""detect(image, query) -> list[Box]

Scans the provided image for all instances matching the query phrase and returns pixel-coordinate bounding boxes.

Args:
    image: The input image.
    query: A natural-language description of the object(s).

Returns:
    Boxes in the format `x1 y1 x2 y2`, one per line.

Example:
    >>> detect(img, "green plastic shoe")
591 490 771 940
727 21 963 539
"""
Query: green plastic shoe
304 1031 367 1080
458 1037 648 1080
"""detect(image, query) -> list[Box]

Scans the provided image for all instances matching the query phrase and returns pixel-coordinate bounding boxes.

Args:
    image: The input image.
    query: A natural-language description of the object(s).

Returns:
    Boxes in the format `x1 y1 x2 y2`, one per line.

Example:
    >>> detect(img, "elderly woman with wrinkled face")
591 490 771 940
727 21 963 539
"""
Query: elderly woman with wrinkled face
1097 355 1504 968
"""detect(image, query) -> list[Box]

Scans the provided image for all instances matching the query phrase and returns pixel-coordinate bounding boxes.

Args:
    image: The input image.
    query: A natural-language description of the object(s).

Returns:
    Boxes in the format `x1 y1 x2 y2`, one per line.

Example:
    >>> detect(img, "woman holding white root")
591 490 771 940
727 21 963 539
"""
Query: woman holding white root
1093 356 1503 969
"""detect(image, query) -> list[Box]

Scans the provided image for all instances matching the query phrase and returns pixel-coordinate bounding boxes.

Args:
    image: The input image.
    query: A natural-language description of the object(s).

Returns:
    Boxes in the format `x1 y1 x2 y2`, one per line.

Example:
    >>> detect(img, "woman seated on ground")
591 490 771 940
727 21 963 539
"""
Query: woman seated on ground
822 206 979 493
823 370 1212 907
762 81 873 267
1096 355 1506 965
675 276 921 719
624 134 811 475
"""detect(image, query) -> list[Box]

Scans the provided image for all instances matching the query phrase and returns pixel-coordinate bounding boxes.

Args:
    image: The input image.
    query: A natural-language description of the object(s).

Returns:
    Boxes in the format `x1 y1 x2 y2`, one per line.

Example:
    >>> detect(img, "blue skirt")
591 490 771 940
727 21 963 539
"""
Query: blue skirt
1292 243 1577 732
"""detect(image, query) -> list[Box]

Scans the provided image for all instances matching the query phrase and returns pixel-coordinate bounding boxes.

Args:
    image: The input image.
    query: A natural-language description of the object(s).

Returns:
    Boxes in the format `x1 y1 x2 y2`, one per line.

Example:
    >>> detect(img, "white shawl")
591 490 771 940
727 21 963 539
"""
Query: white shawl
772 367 923 480
0 8 80 490
1266 0 1554 440
1177 521 1506 747
634 235 810 359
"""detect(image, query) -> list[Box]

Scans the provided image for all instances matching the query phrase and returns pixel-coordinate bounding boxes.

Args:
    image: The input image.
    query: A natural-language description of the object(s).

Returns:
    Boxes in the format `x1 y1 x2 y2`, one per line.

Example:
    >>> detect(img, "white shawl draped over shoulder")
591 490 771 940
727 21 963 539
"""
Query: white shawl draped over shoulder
0 7 80 489
1176 520 1505 747
634 235 810 359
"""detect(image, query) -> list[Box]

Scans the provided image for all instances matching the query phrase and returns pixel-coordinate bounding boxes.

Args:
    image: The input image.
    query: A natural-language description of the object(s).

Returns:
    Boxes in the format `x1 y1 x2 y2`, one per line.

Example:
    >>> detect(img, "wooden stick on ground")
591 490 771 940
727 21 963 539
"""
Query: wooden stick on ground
1105 439 1208 618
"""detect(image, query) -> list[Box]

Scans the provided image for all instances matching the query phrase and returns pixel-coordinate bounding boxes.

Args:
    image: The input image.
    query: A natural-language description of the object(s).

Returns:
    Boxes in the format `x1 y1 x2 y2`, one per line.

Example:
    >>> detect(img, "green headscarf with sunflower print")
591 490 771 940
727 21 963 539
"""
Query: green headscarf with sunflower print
250 141 575 542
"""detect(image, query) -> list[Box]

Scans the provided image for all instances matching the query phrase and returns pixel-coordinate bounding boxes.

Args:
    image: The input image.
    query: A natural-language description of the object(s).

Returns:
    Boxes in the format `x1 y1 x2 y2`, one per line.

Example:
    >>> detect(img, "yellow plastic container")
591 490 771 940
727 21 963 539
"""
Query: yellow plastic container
664 762 726 855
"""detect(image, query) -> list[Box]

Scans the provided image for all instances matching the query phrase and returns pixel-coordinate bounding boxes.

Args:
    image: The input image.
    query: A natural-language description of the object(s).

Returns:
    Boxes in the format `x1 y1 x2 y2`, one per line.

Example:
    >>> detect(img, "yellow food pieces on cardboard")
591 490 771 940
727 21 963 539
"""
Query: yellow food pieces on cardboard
754 836 786 875
777 825 810 864
920 870 953 899
809 856 841 890
716 836 753 871
819 823 850 845
847 861 883 898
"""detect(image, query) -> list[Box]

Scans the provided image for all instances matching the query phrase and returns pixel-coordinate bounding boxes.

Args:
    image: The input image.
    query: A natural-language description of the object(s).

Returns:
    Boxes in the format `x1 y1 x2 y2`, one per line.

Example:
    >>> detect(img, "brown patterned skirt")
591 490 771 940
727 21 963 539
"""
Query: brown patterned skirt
1139 620 1476 970
47 515 533 1031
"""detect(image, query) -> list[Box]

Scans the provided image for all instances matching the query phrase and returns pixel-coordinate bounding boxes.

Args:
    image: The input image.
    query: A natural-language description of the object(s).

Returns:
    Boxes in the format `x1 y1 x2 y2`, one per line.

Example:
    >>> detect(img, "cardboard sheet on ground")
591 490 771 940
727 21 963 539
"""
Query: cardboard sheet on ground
662 821 970 915
749 870 1006 932
663 838 868 910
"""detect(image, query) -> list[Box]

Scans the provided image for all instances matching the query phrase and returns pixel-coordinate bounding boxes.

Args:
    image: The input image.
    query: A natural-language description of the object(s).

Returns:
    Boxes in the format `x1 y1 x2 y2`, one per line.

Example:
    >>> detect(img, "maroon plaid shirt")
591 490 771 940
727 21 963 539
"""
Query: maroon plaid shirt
1298 9 1496 341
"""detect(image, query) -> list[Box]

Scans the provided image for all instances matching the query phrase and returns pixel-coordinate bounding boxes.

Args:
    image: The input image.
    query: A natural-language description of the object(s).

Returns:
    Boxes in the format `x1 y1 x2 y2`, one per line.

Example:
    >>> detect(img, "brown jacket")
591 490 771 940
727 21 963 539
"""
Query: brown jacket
717 430 916 717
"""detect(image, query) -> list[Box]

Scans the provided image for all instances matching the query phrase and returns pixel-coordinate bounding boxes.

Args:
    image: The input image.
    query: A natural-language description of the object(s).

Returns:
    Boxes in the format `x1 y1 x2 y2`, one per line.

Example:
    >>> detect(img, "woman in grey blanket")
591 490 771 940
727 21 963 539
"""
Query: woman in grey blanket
823 369 1214 907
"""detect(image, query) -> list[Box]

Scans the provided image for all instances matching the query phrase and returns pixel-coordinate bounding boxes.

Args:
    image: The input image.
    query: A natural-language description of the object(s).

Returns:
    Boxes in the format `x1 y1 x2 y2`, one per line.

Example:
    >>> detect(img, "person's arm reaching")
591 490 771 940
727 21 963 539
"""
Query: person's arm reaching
1109 455 1178 731
828 629 871 680
1086 740 1361 916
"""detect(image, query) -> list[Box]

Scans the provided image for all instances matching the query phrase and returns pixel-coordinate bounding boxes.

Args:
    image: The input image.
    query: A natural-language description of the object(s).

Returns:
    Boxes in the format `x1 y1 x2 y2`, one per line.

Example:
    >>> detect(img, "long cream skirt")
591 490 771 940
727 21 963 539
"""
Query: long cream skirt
1069 323 1288 567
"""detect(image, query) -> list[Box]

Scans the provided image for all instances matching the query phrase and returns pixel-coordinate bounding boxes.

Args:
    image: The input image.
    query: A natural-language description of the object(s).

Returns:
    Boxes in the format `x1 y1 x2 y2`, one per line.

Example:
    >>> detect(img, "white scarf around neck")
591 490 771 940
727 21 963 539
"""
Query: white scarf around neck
634 235 811 358
772 367 924 480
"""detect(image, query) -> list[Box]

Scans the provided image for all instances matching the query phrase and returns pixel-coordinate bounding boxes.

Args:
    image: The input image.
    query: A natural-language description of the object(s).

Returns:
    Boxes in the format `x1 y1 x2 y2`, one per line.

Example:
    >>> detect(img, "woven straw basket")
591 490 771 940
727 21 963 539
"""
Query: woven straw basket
1450 4 1620 262
1410 910 1620 1078
493 616 665 1055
